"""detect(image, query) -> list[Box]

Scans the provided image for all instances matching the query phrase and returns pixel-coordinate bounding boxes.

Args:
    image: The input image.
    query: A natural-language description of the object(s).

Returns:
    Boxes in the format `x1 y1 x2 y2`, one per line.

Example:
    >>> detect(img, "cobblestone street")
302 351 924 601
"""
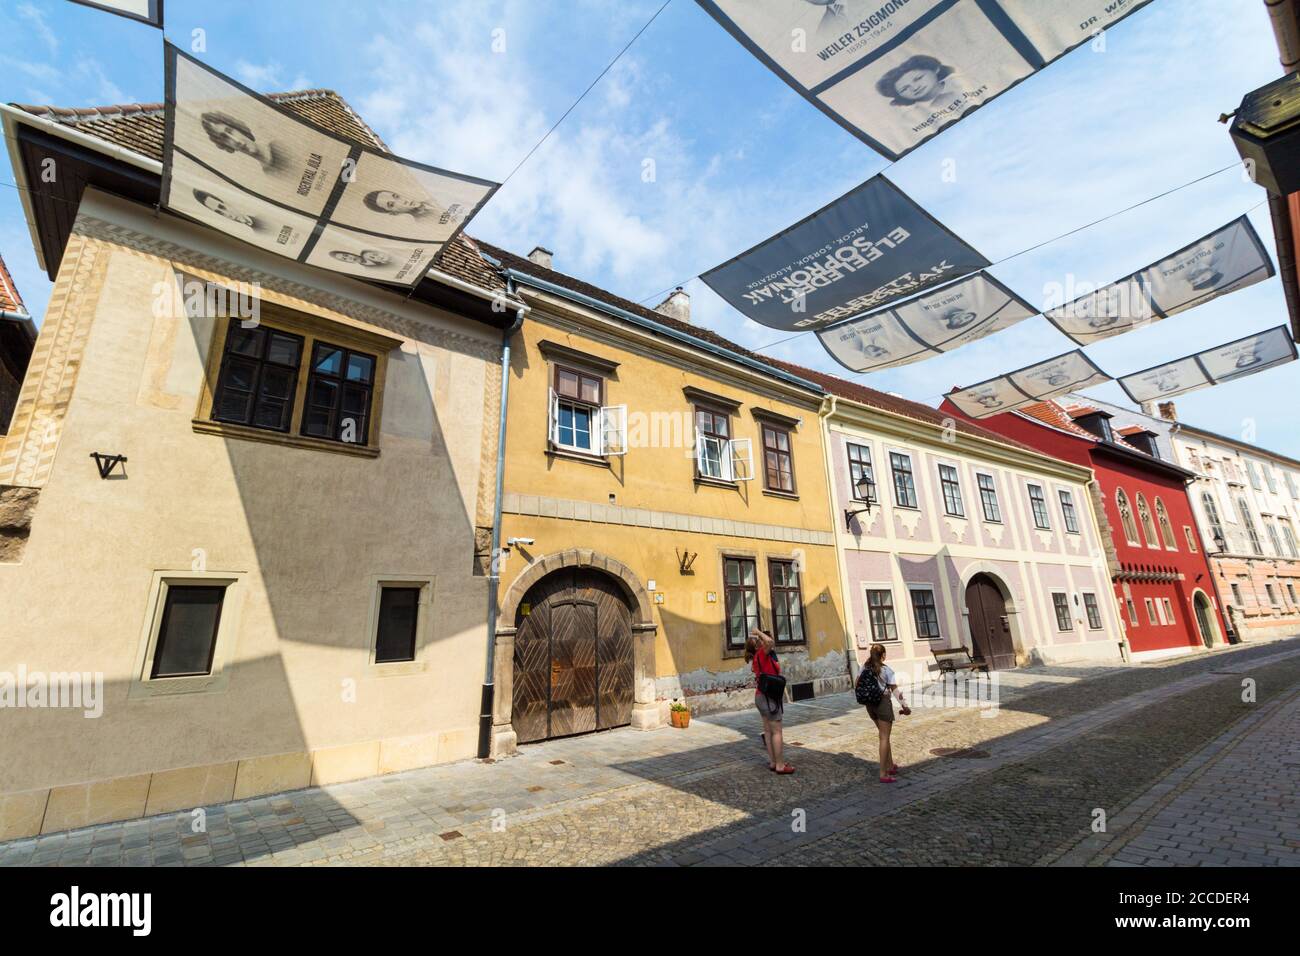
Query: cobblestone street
2 637 1297 867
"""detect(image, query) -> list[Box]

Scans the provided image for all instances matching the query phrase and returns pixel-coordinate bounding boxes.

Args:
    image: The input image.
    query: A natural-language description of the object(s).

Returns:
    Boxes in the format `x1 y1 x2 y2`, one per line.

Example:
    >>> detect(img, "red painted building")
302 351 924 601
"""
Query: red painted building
943 398 1228 657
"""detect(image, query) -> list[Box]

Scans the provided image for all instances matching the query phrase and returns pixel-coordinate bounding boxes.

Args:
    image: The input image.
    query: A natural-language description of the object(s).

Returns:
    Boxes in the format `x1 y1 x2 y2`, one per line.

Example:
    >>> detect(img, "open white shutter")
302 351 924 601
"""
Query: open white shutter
730 437 754 481
695 427 709 477
719 439 734 482
547 388 559 446
600 404 627 456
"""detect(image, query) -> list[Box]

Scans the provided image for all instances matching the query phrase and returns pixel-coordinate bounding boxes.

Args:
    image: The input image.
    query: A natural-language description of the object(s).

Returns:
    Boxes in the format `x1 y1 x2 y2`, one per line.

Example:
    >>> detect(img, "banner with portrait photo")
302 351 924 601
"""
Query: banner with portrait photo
696 0 1155 160
1117 326 1297 404
946 349 1111 420
1045 216 1275 345
69 0 162 28
161 43 499 289
701 175 988 332
816 271 1035 372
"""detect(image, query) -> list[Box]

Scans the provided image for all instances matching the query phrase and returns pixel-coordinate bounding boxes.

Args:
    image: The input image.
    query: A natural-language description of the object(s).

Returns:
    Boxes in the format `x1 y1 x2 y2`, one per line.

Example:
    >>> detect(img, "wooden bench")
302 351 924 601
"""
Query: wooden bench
932 646 991 680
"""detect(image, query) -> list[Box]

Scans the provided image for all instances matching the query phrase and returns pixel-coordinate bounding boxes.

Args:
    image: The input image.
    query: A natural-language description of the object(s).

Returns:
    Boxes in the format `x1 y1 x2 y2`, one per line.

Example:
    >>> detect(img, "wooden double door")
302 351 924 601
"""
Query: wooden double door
965 574 1016 670
512 569 634 743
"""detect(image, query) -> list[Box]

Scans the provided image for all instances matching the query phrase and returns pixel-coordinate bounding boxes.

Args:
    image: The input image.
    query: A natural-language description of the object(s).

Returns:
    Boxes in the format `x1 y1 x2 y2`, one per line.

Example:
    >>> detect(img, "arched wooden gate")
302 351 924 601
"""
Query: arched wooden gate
512 568 634 743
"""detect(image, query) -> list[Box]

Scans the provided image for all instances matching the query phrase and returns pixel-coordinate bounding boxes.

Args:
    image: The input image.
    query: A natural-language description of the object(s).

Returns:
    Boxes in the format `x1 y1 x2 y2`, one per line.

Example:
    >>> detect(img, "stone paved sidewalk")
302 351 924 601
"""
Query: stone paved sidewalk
1 637 1296 867
1094 686 1300 867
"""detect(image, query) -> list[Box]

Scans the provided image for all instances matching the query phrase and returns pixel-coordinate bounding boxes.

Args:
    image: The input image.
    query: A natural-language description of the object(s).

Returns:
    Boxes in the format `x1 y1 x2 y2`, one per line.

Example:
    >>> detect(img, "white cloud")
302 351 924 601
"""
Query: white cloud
17 3 57 57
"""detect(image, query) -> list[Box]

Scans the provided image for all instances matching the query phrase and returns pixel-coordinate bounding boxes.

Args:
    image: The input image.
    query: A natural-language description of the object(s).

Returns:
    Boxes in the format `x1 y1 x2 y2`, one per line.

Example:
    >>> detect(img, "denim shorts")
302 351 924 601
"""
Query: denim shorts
755 690 784 722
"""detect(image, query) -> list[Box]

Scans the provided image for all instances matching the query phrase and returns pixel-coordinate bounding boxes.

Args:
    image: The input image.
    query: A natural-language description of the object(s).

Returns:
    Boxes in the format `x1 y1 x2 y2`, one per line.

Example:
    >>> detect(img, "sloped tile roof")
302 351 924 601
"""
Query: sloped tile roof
0 254 26 315
11 91 508 292
1016 399 1146 454
476 239 1043 456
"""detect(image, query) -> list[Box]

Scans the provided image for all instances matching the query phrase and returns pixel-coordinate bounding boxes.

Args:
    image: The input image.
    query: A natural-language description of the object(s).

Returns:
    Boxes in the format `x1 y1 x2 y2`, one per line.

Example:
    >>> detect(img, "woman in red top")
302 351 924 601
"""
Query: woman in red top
744 628 793 774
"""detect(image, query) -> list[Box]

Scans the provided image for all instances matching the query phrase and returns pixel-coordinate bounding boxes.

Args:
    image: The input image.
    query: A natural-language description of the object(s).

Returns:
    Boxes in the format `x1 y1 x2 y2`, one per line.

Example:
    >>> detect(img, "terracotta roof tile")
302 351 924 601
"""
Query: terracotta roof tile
0 255 27 315
11 91 503 292
1016 399 1146 454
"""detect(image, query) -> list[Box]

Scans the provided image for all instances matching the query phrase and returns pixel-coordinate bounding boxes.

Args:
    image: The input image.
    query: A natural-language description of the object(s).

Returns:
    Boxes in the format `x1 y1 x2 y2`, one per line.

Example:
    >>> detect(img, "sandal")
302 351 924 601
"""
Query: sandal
879 775 897 783
774 764 795 775
890 764 901 774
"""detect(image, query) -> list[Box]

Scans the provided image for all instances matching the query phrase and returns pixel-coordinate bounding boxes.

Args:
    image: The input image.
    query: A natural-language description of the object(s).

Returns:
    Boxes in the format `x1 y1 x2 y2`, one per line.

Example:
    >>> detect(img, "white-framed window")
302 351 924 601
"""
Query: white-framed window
1082 592 1103 630
1027 483 1051 530
1184 525 1198 552
1145 598 1158 625
1116 489 1141 546
693 405 752 481
1058 489 1080 534
906 585 942 640
864 586 899 642
1135 493 1159 549
846 441 875 500
1161 597 1175 624
1265 583 1278 606
976 472 1002 523
1051 592 1072 631
937 463 964 517
1125 597 1139 626
889 452 918 509
130 571 245 699
1154 498 1178 550
547 364 626 456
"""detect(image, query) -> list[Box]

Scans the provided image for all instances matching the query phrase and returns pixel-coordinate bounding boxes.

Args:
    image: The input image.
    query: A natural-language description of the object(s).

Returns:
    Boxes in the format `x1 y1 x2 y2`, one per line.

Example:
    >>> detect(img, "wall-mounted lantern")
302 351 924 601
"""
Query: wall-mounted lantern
844 474 877 531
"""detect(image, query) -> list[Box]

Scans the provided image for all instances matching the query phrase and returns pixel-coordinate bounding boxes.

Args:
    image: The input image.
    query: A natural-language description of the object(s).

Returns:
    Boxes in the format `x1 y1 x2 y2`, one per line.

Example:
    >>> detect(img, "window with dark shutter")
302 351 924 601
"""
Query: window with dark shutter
151 585 226 678
375 586 421 663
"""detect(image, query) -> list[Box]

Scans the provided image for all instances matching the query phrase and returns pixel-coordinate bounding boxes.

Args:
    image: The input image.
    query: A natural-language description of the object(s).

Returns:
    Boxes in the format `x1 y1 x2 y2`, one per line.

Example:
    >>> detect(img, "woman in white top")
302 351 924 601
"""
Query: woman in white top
864 642 910 783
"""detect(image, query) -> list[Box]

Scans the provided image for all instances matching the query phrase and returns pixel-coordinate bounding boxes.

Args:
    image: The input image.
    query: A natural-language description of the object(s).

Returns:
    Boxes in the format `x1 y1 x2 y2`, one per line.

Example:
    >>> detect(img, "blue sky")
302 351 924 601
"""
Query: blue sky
2 0 1297 455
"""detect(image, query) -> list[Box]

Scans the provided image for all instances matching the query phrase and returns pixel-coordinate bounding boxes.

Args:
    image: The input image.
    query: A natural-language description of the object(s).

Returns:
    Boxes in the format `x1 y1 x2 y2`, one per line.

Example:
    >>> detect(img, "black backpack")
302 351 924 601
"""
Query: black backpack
855 666 884 706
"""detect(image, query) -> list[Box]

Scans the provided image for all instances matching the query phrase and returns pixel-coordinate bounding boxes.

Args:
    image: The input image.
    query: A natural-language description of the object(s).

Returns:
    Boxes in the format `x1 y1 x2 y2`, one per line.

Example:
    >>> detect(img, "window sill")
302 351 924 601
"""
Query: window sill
546 447 610 468
943 511 967 520
695 475 738 490
193 419 379 458
762 488 799 501
892 504 921 512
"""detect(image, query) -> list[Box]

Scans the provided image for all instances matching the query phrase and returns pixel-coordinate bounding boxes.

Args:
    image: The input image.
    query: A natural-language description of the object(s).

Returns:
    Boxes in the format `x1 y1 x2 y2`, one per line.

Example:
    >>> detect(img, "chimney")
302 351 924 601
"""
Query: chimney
1157 401 1178 422
527 246 553 270
654 286 691 324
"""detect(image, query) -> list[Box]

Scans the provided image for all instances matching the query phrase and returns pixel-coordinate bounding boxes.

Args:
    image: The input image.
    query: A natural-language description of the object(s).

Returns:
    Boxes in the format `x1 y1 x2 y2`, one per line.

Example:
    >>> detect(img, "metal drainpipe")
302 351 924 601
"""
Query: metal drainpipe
817 394 858 682
478 287 526 760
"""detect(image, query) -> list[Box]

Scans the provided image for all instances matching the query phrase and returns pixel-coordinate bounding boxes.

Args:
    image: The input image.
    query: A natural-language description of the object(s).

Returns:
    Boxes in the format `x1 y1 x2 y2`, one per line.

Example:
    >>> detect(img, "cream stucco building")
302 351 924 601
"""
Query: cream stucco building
0 94 520 839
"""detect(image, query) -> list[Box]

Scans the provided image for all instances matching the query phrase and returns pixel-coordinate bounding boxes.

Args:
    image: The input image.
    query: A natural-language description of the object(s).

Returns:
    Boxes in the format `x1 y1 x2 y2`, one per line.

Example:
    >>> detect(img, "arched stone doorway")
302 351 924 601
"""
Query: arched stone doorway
963 571 1017 670
1192 590 1219 648
494 550 658 753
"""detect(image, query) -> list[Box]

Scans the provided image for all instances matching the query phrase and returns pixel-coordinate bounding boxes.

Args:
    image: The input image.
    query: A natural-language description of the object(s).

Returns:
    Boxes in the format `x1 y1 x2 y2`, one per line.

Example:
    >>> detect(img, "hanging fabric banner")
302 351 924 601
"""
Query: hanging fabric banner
1044 215 1275 345
700 175 988 332
696 0 1155 161
69 0 162 27
946 349 1111 419
161 43 498 289
816 271 1035 372
1118 326 1297 404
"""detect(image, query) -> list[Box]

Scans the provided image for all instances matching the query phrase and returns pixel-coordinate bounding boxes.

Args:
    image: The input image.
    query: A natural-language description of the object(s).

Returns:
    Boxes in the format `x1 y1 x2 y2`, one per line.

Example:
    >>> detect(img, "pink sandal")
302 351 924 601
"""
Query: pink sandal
879 775 897 783
774 764 795 775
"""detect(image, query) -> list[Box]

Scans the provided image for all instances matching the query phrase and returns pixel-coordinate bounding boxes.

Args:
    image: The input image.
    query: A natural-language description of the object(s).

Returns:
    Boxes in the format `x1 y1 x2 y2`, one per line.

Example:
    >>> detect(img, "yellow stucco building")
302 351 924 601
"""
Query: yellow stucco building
480 245 850 752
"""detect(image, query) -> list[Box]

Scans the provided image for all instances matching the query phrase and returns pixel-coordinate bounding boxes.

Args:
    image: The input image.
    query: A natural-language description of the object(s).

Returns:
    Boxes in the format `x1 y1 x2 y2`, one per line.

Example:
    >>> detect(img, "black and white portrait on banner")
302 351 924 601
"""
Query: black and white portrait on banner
697 0 1155 160
816 271 1036 373
701 175 988 332
68 0 163 28
303 225 442 286
162 44 499 288
947 350 1110 420
166 152 314 257
1118 326 1297 404
1046 216 1275 345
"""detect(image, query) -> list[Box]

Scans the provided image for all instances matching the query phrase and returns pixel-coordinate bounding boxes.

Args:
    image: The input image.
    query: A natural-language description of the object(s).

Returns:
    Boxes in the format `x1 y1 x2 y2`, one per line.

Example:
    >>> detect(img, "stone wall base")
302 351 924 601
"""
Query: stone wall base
1028 640 1127 667
678 673 852 718
0 727 478 842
